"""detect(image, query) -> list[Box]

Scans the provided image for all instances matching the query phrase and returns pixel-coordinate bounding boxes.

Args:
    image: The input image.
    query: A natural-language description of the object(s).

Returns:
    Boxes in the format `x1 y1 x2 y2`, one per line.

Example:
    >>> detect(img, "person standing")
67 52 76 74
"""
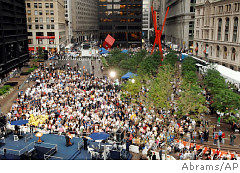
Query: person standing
159 147 163 160
230 133 236 146
152 152 156 160
213 133 218 145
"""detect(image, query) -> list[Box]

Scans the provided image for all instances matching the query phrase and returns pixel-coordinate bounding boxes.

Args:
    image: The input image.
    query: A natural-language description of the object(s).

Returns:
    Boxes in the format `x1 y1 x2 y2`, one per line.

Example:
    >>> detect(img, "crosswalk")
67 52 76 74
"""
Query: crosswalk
58 57 85 61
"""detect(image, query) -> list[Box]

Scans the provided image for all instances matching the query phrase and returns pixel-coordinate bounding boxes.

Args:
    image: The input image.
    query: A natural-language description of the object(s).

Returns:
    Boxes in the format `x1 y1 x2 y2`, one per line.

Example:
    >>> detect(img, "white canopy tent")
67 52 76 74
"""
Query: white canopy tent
203 64 240 90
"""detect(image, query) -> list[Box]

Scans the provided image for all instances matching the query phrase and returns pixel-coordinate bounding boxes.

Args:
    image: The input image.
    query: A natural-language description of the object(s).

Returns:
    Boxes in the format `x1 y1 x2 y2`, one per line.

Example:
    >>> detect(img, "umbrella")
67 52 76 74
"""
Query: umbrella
10 120 29 126
89 132 110 141
121 49 128 53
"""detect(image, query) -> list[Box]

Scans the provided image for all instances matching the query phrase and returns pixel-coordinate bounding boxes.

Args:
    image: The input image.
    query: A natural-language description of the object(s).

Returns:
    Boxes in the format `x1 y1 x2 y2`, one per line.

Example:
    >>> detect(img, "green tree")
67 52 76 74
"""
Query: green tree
147 65 174 112
37 47 44 59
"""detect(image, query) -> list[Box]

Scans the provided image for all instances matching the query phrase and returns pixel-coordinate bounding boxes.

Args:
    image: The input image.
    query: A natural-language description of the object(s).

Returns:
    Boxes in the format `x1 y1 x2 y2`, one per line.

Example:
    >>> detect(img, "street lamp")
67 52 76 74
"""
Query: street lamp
109 71 116 78
131 79 135 84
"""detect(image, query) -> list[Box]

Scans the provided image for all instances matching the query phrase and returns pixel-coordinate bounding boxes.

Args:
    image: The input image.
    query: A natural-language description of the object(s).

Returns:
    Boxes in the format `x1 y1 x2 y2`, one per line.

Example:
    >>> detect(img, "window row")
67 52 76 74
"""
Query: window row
28 24 55 30
27 3 54 9
27 17 54 23
28 39 55 45
27 10 54 15
217 17 238 42
216 46 237 61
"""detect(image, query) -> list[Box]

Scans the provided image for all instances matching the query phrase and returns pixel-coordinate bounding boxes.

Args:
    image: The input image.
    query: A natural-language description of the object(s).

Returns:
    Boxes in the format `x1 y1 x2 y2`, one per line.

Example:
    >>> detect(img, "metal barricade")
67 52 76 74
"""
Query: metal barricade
19 142 35 156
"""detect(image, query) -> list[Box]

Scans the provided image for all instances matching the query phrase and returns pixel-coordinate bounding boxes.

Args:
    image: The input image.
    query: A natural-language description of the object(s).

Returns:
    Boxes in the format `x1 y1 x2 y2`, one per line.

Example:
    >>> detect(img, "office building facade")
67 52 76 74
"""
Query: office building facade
26 0 67 53
0 0 29 78
165 0 196 51
99 0 143 48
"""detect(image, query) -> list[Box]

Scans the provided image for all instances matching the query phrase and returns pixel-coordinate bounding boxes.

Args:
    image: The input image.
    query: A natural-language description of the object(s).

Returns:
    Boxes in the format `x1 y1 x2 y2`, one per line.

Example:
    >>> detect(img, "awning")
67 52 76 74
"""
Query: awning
28 47 34 51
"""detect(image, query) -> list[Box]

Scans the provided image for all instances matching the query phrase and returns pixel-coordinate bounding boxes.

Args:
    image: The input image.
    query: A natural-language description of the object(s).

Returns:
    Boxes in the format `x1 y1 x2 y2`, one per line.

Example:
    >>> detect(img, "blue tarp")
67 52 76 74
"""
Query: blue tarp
99 48 109 55
10 120 29 126
121 50 128 53
121 72 137 79
89 132 110 141
181 53 188 60
49 56 55 60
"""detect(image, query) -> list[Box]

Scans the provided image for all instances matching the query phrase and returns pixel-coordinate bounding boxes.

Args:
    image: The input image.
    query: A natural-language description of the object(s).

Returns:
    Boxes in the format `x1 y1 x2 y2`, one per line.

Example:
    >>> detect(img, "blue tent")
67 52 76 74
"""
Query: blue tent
121 72 137 79
121 49 128 54
10 120 29 126
99 48 109 55
49 56 55 60
89 132 110 141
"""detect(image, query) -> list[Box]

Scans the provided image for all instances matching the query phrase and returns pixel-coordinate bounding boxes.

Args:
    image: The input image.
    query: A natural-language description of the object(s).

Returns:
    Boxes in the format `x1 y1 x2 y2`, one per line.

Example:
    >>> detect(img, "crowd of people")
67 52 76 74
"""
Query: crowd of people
4 60 240 160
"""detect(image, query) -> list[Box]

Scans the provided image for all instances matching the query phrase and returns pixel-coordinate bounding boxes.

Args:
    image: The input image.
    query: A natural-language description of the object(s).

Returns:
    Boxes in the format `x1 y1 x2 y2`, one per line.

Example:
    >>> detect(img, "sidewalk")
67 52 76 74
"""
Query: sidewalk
0 74 34 114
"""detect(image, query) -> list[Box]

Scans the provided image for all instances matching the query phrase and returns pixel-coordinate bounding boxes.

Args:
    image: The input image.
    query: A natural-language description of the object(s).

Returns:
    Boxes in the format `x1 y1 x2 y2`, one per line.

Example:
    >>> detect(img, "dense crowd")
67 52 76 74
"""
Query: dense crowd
5 61 240 160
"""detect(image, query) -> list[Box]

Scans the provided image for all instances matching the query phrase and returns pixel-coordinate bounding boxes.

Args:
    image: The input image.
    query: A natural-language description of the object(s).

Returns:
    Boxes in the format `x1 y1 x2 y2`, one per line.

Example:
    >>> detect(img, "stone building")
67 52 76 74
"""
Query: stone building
165 0 196 51
194 0 240 71
70 0 98 43
26 0 67 53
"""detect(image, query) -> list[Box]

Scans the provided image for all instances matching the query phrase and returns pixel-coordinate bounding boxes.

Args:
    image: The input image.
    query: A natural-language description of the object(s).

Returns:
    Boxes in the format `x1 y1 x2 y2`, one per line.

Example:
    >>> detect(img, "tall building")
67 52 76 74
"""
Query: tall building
64 0 98 44
165 0 196 51
64 0 72 44
194 0 240 71
26 0 67 53
0 0 29 78
99 0 143 48
142 0 151 43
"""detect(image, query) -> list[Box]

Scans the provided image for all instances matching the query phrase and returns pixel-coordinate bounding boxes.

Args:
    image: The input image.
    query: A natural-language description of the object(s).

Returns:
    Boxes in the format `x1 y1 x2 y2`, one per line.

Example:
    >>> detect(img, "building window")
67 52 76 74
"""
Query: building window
233 17 238 42
39 17 43 23
216 46 220 57
36 32 44 36
27 10 31 15
39 3 42 8
224 18 229 41
51 25 55 29
46 10 49 15
39 10 42 15
34 10 38 15
50 10 54 15
28 17 31 22
217 18 222 41
35 25 39 29
223 47 227 59
47 25 50 29
28 25 32 29
28 39 33 44
47 32 55 36
46 17 50 23
40 25 44 29
38 39 43 44
28 32 32 36
50 3 54 8
35 17 38 22
231 48 236 61
27 3 31 8
51 17 54 22
34 3 37 8
45 3 49 8
49 39 55 44
210 46 212 56
235 3 240 11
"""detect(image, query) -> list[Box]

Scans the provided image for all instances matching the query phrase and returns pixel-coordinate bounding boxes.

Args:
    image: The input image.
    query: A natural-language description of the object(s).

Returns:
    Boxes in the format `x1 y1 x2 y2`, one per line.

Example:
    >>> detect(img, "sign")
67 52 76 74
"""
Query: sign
36 36 55 39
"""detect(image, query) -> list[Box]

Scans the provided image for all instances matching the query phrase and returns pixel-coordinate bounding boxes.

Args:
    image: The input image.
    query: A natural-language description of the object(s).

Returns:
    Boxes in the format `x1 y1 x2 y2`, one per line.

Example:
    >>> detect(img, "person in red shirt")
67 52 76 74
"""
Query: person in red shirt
222 132 225 144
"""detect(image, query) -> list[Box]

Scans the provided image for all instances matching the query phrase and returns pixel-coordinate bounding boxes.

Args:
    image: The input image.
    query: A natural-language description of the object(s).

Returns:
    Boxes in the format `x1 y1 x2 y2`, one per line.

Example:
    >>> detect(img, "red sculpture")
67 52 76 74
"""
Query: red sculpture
151 6 169 65
103 34 115 50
